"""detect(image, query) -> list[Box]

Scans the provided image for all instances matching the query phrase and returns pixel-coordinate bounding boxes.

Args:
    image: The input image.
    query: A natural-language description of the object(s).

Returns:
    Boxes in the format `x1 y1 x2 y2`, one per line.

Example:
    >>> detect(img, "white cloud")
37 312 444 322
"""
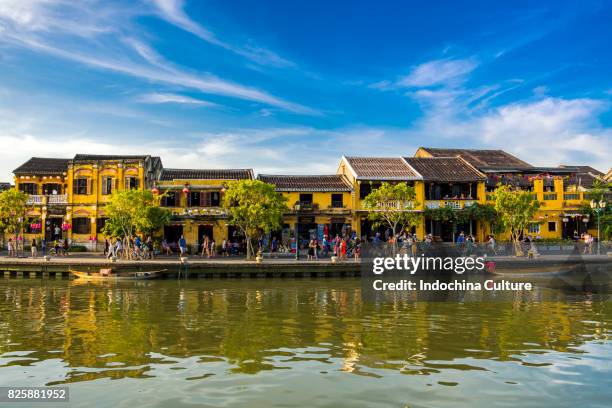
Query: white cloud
407 96 612 172
150 0 294 68
136 92 217 106
397 58 479 88
0 1 315 114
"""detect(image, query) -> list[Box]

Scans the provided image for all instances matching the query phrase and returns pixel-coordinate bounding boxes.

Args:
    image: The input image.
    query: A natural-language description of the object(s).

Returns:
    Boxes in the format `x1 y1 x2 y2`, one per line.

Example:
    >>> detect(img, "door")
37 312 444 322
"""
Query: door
198 225 214 247
164 225 183 249
45 218 63 241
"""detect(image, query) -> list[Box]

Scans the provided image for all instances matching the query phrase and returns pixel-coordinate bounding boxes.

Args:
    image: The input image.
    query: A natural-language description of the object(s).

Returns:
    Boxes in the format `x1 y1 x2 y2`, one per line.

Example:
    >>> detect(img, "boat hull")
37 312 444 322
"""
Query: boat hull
70 270 164 280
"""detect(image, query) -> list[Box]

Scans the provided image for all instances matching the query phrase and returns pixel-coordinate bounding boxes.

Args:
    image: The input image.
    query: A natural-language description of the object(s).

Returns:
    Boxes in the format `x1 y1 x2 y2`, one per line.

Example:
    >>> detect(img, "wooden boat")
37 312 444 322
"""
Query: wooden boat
70 268 165 281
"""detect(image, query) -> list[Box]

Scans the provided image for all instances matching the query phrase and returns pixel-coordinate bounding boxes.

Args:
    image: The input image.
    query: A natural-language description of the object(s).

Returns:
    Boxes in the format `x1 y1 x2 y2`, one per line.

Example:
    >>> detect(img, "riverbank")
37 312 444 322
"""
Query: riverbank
0 253 609 279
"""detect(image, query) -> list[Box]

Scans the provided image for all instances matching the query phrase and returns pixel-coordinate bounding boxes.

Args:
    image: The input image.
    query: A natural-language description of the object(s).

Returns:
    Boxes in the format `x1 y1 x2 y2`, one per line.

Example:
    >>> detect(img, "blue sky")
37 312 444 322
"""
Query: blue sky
0 0 610 180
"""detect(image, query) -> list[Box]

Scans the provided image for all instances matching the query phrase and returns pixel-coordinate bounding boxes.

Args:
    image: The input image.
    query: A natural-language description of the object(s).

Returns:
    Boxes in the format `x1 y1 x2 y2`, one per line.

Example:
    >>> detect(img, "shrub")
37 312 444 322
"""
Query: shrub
68 245 87 252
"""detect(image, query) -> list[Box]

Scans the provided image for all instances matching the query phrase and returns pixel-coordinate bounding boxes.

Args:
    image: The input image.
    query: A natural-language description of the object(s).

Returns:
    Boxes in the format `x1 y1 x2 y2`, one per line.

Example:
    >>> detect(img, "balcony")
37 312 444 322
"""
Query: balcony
543 193 558 201
359 200 416 211
26 194 68 205
425 199 477 210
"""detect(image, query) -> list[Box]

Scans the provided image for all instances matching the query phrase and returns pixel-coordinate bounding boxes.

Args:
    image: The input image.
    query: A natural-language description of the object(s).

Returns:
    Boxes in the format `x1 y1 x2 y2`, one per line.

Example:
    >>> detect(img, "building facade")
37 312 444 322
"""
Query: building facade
155 168 253 251
258 174 353 248
8 147 606 248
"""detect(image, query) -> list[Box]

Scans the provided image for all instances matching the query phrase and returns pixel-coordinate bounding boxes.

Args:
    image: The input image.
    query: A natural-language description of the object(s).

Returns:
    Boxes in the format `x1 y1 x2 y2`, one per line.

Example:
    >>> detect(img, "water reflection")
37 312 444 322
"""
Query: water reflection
0 279 611 407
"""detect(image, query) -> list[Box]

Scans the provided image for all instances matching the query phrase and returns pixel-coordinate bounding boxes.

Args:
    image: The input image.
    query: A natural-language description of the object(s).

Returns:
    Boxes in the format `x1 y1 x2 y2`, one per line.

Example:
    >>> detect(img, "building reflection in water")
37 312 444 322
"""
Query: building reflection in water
0 279 609 384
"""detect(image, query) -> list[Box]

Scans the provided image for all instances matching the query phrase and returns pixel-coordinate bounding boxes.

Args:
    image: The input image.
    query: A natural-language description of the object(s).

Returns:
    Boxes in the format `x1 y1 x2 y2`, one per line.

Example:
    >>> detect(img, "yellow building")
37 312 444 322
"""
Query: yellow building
416 147 605 240
336 156 426 239
257 174 353 247
402 156 487 241
10 148 606 249
155 168 253 252
13 155 162 246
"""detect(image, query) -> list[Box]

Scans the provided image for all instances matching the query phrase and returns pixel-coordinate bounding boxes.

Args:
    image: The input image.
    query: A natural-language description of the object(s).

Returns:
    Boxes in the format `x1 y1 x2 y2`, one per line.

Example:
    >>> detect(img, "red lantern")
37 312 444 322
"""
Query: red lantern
152 186 159 195
182 186 190 194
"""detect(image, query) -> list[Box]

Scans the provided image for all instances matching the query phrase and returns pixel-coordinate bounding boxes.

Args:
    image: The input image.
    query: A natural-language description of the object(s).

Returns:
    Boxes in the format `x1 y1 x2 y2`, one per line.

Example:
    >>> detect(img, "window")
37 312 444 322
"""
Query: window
42 183 61 195
189 192 201 207
548 221 557 232
101 177 114 195
19 183 38 195
299 193 313 204
359 182 380 200
74 178 89 195
161 191 177 207
201 192 221 207
96 218 108 233
528 223 540 234
73 218 90 234
24 218 42 234
331 193 343 208
125 177 139 190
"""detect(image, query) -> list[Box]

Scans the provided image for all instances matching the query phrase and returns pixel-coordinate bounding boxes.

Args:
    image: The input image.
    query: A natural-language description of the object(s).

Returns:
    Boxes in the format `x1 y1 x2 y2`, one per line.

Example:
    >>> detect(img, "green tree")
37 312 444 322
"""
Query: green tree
0 188 29 242
362 182 421 250
102 189 170 258
492 185 540 256
223 180 287 260
580 179 611 241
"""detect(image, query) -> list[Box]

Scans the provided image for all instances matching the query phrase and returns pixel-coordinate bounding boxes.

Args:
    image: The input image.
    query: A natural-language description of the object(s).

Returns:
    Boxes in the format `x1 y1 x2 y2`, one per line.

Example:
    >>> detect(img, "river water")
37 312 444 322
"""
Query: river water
0 278 611 407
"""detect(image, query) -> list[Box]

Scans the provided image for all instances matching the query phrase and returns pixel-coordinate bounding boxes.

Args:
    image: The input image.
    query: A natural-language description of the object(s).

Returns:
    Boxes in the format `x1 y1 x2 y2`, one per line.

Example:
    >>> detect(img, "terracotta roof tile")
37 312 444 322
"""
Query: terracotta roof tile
13 157 69 175
160 168 253 181
403 157 485 182
344 157 420 180
420 147 533 170
73 154 150 161
258 174 352 191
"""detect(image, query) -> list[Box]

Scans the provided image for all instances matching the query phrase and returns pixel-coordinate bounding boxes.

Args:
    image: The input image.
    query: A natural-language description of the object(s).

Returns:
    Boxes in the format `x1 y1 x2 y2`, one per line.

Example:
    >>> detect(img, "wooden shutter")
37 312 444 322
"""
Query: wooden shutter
87 178 92 195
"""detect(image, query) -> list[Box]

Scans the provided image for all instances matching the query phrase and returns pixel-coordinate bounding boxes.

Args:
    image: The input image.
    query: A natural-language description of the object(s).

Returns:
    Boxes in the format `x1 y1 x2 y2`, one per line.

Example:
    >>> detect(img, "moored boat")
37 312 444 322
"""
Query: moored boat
70 268 165 280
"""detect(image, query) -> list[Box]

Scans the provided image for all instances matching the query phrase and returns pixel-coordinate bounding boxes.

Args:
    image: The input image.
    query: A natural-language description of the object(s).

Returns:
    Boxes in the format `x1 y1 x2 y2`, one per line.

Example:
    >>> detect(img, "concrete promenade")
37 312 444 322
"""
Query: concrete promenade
0 251 609 279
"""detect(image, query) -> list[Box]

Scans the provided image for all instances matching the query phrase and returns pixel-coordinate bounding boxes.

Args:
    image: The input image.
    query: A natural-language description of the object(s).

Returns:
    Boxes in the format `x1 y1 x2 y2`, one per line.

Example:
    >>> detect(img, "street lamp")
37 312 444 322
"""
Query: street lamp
295 203 301 260
590 199 607 255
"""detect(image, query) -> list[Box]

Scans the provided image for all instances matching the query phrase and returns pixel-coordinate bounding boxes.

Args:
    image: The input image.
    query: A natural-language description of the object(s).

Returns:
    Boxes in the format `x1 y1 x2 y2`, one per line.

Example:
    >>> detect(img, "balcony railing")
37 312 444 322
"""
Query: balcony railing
48 194 68 204
563 193 582 201
27 195 44 205
543 193 558 201
26 194 68 205
425 199 477 210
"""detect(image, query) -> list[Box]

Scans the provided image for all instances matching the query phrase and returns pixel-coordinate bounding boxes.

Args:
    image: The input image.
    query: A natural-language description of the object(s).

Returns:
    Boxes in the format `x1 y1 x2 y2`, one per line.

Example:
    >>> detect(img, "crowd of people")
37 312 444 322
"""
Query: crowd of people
0 228 606 260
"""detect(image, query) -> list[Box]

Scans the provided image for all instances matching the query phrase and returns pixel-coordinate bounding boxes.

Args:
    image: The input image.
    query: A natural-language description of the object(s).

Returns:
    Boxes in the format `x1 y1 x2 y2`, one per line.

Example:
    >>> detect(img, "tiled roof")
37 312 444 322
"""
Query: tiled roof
258 174 353 191
559 165 604 176
159 168 254 181
558 165 604 188
13 157 69 175
73 154 150 161
344 156 420 180
419 147 533 170
605 168 612 182
403 157 485 182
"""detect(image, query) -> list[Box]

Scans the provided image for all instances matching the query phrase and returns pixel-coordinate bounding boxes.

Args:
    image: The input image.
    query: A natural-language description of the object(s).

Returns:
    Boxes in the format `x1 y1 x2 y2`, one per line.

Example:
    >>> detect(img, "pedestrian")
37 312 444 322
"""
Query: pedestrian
161 239 172 256
307 239 315 260
104 238 109 256
210 239 216 257
6 238 13 257
179 235 187 257
487 235 497 255
31 238 38 258
41 239 47 257
53 225 61 241
201 236 209 258
115 238 123 258
63 238 69 256
146 237 154 259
